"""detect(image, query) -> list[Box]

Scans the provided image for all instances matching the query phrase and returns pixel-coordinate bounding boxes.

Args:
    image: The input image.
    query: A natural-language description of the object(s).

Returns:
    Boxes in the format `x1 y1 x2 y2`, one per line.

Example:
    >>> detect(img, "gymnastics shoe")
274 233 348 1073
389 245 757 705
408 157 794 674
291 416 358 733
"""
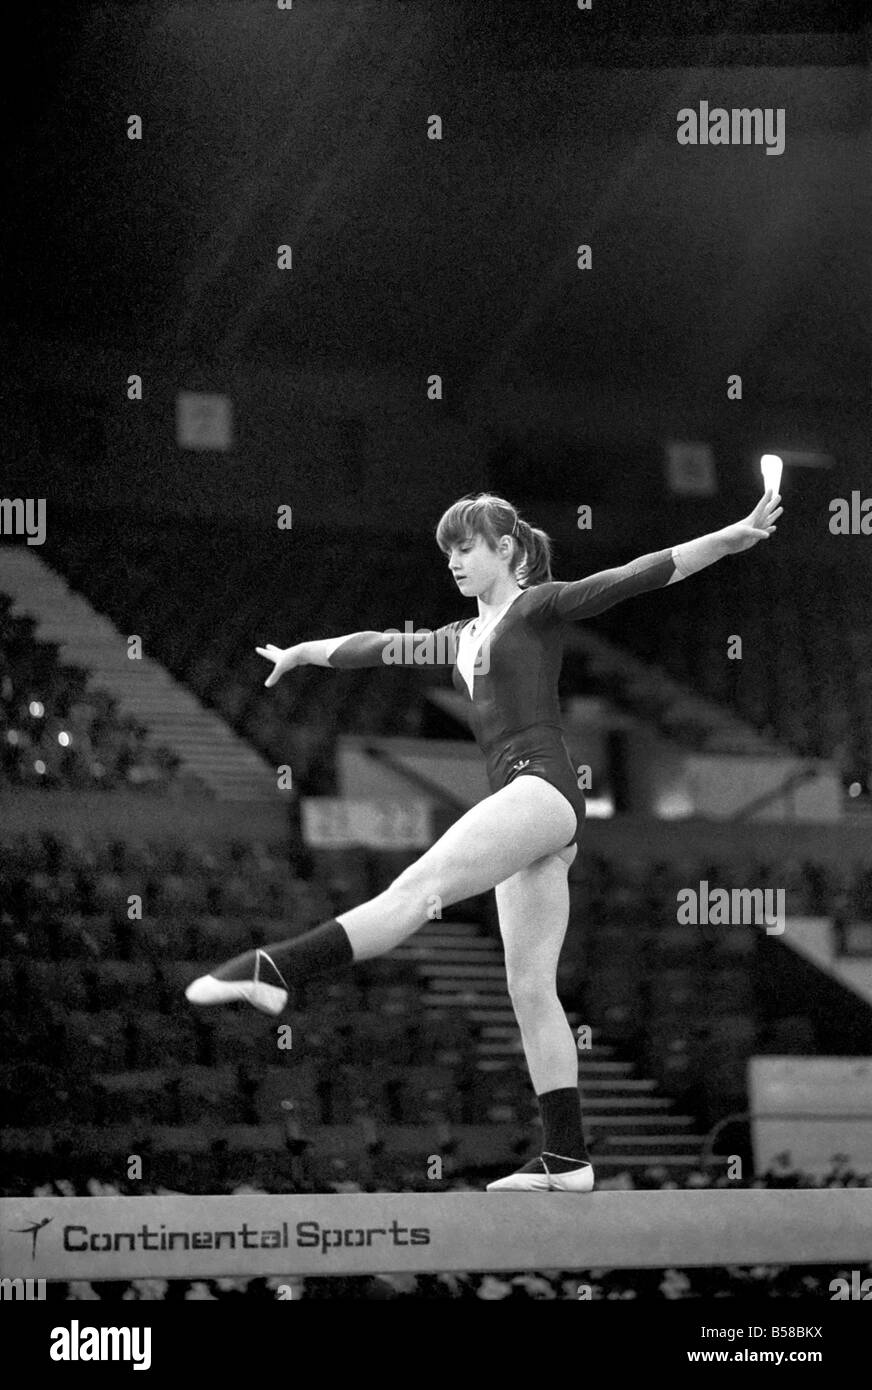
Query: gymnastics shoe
185 948 289 1016
486 1152 595 1193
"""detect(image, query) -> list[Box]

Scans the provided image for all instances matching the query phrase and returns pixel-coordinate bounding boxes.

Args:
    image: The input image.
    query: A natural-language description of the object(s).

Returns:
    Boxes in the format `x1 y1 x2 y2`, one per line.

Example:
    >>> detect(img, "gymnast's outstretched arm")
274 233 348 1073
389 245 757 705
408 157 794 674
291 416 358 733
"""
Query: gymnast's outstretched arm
256 623 461 685
530 488 782 623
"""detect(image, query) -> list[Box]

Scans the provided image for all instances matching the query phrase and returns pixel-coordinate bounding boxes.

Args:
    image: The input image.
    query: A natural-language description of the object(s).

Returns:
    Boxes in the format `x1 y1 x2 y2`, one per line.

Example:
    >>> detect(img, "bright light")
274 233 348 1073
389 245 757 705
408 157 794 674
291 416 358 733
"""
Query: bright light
760 454 783 494
28 700 45 718
655 790 695 819
848 782 862 797
58 731 71 747
34 760 47 775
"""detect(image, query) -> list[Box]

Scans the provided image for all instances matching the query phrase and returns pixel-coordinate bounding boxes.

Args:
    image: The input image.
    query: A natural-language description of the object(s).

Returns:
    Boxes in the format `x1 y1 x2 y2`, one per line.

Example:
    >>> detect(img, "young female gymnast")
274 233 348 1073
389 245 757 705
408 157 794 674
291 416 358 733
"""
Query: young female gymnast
187 488 781 1190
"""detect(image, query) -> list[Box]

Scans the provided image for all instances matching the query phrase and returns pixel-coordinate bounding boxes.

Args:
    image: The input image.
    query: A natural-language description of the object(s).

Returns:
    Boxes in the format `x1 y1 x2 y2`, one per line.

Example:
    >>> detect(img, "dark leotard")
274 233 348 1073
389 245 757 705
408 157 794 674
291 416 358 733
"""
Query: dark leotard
328 548 678 849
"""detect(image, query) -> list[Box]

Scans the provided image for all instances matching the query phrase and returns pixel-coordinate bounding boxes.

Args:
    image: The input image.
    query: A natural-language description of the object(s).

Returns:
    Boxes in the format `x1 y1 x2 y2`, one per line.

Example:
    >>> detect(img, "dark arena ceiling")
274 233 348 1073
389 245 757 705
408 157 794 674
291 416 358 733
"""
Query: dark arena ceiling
4 1 869 409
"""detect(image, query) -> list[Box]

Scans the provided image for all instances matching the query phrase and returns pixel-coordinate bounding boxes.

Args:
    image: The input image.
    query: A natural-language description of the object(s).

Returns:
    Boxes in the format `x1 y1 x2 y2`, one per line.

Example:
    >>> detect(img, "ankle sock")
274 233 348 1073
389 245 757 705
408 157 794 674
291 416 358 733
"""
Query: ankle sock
215 918 354 983
537 1086 590 1163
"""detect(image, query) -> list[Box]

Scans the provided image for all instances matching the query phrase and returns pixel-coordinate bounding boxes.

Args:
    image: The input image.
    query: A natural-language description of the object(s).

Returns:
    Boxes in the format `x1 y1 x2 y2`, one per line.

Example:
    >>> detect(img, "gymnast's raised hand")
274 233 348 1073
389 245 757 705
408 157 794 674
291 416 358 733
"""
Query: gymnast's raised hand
719 488 783 554
255 643 307 688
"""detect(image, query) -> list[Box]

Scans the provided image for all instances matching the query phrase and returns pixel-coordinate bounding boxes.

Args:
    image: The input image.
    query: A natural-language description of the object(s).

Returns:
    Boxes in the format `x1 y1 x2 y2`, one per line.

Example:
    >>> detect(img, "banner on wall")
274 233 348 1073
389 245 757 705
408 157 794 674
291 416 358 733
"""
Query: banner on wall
749 1055 872 1178
176 392 233 451
664 440 717 495
301 799 431 849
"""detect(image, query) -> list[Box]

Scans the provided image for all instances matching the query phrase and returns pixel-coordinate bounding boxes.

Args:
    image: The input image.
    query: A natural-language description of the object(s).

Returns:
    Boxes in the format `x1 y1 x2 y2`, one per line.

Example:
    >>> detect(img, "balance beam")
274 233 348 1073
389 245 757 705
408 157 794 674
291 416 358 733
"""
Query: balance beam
3 1191 871 1281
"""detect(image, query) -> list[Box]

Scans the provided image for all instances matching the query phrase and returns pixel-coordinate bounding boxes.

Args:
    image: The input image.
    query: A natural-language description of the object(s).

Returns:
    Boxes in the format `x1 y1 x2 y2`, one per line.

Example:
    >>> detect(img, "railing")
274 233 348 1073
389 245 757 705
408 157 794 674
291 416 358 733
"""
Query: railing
361 740 469 816
701 1109 872 1168
730 765 820 821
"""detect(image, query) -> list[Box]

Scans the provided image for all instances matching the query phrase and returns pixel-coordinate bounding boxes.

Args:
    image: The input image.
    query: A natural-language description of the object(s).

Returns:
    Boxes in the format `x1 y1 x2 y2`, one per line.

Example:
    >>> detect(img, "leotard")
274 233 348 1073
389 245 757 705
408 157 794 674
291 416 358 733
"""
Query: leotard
328 548 678 848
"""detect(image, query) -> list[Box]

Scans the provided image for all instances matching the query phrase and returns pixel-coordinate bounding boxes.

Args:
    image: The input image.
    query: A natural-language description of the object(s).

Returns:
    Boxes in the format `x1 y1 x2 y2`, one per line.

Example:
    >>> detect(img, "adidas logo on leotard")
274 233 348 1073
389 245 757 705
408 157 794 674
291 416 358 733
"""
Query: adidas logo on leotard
511 759 531 774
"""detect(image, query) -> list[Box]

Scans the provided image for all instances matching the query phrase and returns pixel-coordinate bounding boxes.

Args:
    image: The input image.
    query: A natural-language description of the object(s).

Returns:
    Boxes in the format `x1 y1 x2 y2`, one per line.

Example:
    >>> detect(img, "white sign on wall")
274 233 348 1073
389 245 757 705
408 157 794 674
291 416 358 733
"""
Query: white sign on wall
301 799 431 849
749 1055 872 1178
176 392 233 451
664 440 716 495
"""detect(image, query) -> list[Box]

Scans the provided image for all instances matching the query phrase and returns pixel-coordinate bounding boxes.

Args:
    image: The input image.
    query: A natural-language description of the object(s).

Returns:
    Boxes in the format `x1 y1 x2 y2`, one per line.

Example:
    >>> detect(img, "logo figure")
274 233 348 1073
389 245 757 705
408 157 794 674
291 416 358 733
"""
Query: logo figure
10 1217 53 1261
511 759 530 774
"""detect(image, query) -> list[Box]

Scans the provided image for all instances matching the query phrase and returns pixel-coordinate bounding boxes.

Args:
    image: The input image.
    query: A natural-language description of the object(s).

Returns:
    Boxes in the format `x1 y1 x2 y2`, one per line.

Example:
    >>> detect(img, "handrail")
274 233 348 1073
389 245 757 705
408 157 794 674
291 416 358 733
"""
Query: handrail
730 764 820 821
361 740 470 816
701 1109 872 1167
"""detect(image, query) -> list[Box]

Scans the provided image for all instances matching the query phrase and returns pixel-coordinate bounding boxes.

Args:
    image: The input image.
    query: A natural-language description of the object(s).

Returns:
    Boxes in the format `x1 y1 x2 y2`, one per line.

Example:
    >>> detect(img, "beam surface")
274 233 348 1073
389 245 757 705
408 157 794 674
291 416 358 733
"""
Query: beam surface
2 1191 871 1280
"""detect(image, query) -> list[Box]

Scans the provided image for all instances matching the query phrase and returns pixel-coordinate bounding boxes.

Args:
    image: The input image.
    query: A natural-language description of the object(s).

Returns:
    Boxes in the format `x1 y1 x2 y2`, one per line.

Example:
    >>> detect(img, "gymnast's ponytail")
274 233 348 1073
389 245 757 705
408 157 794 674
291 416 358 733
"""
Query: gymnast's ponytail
512 516 553 587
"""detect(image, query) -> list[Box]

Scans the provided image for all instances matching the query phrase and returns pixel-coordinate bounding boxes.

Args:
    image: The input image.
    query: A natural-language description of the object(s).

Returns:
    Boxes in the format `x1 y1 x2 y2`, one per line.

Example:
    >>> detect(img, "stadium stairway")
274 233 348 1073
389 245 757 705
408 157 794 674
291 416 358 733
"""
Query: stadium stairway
394 919 707 1172
572 626 783 755
0 547 276 801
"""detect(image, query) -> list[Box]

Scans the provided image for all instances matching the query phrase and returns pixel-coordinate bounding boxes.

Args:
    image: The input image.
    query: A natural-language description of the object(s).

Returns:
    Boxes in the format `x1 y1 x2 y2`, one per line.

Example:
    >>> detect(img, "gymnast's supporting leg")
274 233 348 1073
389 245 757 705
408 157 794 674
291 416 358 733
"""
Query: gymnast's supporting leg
186 776 578 1013
486 844 594 1193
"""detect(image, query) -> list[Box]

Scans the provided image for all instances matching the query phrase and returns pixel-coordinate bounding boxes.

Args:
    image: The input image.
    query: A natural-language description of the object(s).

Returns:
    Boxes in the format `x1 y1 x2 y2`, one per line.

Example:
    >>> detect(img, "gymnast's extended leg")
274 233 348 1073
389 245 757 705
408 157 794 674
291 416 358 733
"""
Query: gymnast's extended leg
186 775 578 1013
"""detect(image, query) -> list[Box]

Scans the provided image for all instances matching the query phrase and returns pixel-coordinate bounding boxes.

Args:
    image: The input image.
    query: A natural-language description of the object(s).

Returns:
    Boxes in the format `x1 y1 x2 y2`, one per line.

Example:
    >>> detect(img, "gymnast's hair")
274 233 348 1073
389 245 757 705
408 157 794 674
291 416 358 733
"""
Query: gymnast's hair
435 492 554 587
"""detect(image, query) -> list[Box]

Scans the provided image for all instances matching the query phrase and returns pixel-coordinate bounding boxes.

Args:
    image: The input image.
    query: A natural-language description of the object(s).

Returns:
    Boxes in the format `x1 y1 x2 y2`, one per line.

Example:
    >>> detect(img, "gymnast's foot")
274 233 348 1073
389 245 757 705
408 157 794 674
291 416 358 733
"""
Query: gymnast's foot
486 1152 595 1193
185 947 289 1016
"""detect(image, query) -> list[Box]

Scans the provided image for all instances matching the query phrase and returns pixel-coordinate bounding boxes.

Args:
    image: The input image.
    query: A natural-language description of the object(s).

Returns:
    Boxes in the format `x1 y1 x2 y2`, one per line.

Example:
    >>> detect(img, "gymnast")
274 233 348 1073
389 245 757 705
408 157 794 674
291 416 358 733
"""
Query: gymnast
187 488 781 1190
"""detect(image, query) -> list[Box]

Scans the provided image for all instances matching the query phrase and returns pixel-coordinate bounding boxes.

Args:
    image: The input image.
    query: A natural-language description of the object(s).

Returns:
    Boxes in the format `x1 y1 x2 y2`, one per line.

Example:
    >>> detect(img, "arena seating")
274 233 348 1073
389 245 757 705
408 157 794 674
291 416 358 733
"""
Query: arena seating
3 824 871 1193
36 520 453 795
32 516 872 795
1 596 182 792
3 536 872 1306
591 549 872 787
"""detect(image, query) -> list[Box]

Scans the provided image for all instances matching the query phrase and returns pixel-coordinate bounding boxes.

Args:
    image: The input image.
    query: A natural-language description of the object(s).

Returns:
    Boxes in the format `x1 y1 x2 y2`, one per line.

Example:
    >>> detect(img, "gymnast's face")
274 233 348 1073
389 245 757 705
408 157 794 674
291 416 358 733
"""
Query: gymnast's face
447 530 514 596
